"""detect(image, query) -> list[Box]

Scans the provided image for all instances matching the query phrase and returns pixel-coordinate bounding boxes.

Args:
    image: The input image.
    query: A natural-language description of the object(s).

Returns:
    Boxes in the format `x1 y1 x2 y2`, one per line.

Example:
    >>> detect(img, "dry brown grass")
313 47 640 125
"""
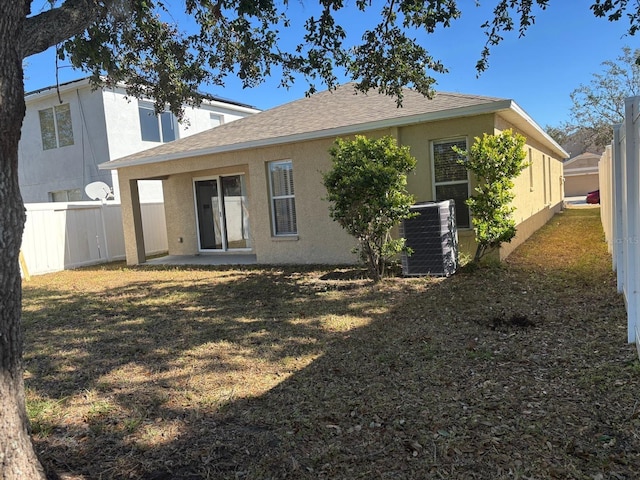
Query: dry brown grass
22 208 640 479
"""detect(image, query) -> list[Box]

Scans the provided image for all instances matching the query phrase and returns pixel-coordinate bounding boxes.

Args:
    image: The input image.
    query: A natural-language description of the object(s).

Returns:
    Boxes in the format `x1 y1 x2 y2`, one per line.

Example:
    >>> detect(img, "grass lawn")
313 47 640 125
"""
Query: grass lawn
22 208 640 479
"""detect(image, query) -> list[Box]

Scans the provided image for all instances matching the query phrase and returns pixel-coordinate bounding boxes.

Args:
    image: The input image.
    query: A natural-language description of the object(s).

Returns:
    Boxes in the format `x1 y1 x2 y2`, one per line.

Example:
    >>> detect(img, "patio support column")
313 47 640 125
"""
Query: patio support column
123 178 146 265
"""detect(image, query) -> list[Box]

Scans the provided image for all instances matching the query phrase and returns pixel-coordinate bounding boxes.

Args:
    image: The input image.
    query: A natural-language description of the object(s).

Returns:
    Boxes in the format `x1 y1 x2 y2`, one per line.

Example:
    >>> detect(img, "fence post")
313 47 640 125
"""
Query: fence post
613 124 625 290
624 97 640 343
99 201 111 261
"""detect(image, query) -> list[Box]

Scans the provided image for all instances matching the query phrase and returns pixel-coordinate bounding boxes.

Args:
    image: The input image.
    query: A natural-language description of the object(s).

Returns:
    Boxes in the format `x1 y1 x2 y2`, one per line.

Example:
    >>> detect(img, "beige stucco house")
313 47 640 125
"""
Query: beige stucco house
100 84 568 266
563 151 601 197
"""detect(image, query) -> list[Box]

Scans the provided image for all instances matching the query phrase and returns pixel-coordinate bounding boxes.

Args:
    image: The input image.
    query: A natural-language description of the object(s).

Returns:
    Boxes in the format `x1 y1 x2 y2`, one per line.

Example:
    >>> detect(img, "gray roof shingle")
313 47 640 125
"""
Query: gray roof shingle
102 84 556 169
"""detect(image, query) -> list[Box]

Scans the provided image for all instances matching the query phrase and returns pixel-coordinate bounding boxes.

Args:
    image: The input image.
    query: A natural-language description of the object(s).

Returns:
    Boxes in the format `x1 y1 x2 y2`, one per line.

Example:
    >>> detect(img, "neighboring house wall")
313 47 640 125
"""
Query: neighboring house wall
102 87 256 201
19 79 259 203
565 175 599 197
563 152 600 197
115 112 564 264
19 84 112 203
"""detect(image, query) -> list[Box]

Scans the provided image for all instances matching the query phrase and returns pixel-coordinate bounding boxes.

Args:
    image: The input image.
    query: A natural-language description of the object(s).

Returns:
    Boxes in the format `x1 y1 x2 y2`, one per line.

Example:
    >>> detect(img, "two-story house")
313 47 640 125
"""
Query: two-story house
19 77 259 203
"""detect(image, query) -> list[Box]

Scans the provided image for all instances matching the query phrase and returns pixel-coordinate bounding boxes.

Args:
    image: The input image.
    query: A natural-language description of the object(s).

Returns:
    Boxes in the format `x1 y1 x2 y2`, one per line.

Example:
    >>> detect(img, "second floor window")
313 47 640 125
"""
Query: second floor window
210 113 224 128
138 104 177 142
39 104 74 150
50 188 82 202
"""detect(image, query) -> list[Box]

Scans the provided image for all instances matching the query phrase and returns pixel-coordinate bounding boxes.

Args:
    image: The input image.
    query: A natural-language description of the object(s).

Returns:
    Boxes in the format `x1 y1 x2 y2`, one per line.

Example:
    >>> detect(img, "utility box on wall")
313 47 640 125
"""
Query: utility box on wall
400 200 459 277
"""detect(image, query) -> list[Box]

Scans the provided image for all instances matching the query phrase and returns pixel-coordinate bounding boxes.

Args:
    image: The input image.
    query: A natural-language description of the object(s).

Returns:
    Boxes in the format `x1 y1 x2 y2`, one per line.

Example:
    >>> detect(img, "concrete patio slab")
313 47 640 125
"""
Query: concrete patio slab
144 254 257 266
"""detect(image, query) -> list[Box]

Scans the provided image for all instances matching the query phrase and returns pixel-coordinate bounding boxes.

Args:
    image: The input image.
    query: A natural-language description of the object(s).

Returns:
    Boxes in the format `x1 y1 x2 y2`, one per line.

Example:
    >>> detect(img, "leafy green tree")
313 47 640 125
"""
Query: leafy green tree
323 136 416 282
3 1 640 477
454 129 528 262
568 46 640 149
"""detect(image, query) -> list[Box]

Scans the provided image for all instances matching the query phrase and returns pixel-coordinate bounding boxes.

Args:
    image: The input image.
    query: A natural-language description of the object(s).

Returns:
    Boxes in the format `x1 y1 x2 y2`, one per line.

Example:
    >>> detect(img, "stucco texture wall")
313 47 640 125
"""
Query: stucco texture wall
19 86 111 202
117 113 565 266
118 135 371 265
493 115 565 259
565 174 599 197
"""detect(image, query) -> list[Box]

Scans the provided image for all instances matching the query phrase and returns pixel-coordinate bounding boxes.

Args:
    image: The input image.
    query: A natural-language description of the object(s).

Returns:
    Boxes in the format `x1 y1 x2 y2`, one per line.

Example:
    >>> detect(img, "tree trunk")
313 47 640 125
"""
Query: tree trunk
0 2 48 478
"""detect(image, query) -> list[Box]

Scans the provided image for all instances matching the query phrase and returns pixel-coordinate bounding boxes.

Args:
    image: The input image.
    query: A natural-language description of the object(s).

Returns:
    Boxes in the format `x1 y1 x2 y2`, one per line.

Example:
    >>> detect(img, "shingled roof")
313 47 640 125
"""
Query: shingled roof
101 83 566 170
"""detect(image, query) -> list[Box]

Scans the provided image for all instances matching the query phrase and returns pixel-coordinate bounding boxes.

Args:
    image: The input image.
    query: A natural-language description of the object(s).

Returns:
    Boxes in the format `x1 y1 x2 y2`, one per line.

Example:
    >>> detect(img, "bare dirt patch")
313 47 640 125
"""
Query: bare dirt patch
22 209 639 479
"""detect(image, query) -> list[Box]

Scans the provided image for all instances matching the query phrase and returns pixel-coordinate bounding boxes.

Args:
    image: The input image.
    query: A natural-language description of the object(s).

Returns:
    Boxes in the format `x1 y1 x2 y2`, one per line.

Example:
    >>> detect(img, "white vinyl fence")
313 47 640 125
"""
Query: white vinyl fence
21 201 168 276
600 96 640 353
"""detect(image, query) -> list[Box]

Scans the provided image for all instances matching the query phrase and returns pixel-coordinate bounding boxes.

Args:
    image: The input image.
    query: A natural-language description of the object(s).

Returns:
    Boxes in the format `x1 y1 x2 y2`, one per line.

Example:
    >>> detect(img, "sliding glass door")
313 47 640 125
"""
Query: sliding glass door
194 174 250 251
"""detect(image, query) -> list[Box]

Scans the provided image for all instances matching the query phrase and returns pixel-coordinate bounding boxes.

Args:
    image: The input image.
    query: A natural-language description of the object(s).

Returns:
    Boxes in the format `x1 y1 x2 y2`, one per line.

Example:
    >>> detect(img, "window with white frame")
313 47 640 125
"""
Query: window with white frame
268 160 297 235
210 113 224 128
39 103 74 150
138 103 177 142
433 138 470 228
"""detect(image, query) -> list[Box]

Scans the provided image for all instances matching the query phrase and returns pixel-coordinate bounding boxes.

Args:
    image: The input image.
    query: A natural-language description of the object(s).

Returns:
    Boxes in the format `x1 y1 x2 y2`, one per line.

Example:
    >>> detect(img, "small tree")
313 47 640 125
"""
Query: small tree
454 129 527 262
323 135 416 281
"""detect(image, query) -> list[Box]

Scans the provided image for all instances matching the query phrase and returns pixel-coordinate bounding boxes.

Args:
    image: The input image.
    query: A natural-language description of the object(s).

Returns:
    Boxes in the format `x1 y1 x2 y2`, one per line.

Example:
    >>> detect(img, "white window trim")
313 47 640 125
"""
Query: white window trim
431 137 471 229
268 159 297 237
210 113 225 127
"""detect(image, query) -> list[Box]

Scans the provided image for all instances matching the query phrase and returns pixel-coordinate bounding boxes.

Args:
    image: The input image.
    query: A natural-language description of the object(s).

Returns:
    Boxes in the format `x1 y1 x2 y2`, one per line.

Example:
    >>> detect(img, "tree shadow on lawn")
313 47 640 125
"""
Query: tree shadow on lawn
24 268 361 393
24 258 640 479
22 266 398 476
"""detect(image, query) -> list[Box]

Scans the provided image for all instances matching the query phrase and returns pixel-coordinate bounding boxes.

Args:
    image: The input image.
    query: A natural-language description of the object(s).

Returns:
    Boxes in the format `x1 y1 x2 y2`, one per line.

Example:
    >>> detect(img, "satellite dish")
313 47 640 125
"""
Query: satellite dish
85 181 114 201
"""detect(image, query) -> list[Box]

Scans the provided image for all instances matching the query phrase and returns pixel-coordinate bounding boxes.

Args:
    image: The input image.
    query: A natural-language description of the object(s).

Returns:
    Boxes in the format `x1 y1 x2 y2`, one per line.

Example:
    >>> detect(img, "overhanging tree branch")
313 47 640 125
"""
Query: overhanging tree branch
21 0 111 59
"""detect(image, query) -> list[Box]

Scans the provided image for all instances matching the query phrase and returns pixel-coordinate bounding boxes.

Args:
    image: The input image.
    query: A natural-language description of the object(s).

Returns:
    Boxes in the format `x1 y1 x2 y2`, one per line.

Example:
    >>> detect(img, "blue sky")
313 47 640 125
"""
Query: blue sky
24 2 634 128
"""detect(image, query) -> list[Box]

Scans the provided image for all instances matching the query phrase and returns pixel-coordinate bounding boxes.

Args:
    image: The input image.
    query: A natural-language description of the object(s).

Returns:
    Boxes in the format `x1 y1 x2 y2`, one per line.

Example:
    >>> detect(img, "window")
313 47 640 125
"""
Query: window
138 103 177 142
433 138 470 228
210 113 224 128
39 104 74 150
528 148 534 191
548 156 553 203
268 160 297 235
50 188 82 202
542 154 548 204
